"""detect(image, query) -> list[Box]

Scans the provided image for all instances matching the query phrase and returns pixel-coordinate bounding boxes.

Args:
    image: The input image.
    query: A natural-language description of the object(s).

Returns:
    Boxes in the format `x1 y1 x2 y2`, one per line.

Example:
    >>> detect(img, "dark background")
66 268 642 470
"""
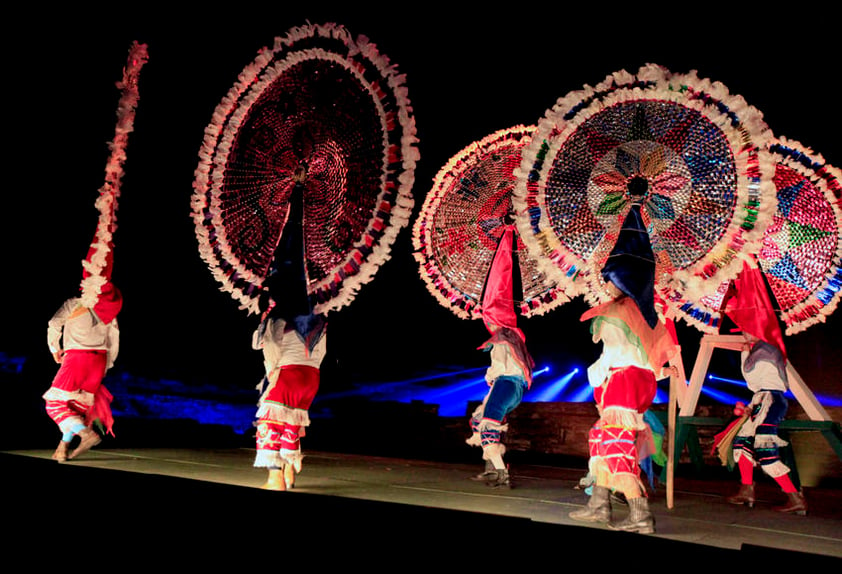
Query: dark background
4 6 840 405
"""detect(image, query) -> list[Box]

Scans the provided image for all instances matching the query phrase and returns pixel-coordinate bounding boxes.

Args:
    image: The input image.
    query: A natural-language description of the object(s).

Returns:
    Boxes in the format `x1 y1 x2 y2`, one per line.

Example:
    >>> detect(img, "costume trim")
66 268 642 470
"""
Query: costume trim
600 408 648 432
256 404 312 427
481 442 506 460
42 387 95 406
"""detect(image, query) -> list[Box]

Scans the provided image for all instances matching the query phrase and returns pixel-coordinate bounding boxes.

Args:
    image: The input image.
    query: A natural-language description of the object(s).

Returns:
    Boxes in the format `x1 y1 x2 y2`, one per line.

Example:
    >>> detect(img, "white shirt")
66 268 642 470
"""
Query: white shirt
47 297 120 369
741 348 788 393
587 319 651 388
253 317 327 373
485 342 526 384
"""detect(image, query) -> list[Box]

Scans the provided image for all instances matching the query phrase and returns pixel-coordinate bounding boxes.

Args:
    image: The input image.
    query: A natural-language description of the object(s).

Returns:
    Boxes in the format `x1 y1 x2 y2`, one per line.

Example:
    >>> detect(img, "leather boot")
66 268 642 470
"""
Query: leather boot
608 496 655 534
488 467 511 489
726 483 756 508
470 460 496 481
69 428 102 460
262 468 286 491
283 463 296 489
570 485 611 523
51 441 69 463
773 491 808 516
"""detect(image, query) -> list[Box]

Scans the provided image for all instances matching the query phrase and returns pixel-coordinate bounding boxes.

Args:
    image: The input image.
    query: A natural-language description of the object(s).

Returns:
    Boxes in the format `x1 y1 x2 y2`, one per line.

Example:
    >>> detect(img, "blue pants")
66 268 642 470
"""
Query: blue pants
733 390 789 475
483 376 526 422
471 376 527 447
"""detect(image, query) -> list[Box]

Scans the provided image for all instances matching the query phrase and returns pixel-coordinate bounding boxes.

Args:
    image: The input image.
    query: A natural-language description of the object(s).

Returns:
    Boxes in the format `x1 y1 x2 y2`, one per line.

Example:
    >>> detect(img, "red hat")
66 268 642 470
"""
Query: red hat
481 225 522 338
722 257 787 360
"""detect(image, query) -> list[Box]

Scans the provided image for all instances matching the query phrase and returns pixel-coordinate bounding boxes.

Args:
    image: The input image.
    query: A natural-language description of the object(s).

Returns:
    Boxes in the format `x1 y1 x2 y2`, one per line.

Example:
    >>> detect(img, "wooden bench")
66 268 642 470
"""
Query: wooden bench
668 415 842 489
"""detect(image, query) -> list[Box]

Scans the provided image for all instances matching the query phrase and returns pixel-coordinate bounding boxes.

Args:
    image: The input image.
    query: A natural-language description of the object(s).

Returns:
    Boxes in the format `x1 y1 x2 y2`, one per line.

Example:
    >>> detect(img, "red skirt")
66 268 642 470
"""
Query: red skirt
261 365 320 412
594 365 656 414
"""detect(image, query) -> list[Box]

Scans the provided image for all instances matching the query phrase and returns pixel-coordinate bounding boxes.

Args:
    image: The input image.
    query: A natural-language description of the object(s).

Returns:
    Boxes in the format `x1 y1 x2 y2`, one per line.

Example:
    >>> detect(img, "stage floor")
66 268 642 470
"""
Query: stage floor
2 447 839 565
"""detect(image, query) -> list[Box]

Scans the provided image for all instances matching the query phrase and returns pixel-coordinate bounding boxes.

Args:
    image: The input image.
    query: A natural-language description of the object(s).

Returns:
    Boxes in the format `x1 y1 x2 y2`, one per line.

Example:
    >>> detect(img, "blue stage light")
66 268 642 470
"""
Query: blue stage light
528 367 580 402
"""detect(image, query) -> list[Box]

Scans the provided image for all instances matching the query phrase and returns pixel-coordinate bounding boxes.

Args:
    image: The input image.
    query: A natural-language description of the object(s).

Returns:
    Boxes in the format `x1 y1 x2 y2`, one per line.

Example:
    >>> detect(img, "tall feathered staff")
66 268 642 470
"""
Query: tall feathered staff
79 41 149 308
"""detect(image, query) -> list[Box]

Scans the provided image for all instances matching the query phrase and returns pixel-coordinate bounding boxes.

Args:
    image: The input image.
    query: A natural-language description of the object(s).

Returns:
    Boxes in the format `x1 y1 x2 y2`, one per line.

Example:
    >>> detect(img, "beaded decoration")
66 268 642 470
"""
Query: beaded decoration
192 23 419 316
663 136 842 335
513 64 776 314
412 125 571 320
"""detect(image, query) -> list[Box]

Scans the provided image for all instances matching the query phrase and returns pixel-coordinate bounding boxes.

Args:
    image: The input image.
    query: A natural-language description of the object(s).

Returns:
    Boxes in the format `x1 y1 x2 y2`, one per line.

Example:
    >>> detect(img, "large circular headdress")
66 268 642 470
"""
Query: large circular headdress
192 23 418 316
412 125 570 319
663 136 842 335
513 64 776 310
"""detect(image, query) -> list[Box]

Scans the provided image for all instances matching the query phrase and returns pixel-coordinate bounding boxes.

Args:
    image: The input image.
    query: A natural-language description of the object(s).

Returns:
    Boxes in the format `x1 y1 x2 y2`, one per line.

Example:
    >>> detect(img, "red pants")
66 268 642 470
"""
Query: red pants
254 365 320 466
43 350 111 435
591 366 656 477
256 421 303 453
589 422 640 476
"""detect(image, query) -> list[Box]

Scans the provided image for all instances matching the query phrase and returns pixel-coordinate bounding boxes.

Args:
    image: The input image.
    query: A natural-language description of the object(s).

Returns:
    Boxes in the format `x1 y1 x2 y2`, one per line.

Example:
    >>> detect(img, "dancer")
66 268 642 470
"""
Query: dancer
42 41 144 464
718 257 807 514
466 223 534 488
43 273 122 462
252 174 328 490
253 306 327 491
568 203 678 533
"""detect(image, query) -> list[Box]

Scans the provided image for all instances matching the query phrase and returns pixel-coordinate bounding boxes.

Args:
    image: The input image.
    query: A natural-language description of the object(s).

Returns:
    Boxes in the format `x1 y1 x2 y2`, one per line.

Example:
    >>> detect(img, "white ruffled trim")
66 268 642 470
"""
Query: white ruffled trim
255 403 311 427
254 447 303 469
279 448 303 468
42 387 95 406
601 406 648 431
658 135 842 335
253 449 283 469
481 442 506 459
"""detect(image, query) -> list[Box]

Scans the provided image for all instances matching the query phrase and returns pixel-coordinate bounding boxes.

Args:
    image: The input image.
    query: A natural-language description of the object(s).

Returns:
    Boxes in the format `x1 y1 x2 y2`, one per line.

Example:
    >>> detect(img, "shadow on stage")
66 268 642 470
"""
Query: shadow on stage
2 451 837 568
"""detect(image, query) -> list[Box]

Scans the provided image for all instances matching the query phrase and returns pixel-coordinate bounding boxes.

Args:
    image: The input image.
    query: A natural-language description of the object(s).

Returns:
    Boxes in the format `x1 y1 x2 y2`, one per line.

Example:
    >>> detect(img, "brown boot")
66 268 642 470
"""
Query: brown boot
570 485 612 523
608 496 655 534
284 463 296 489
470 460 496 481
726 483 756 508
262 468 286 491
51 441 69 463
69 428 101 460
773 491 808 516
